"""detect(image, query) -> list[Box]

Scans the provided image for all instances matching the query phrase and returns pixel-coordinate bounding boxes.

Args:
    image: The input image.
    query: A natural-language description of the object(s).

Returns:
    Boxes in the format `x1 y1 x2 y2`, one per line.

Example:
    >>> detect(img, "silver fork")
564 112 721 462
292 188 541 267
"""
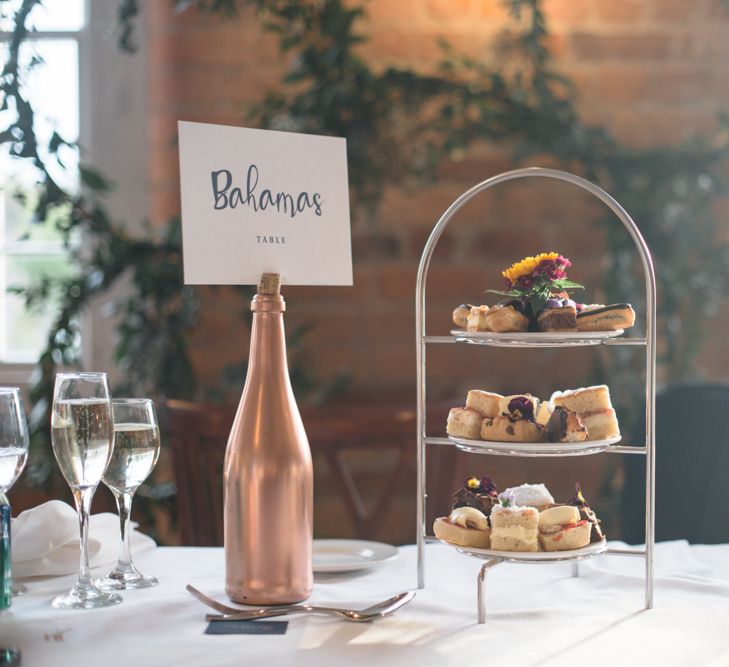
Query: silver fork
186 585 415 623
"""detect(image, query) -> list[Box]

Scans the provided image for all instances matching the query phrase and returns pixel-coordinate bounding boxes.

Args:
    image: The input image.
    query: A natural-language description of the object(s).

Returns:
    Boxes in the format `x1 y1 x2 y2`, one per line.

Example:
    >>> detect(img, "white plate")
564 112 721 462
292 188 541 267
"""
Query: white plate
439 538 607 563
450 329 624 347
448 434 622 457
313 539 399 573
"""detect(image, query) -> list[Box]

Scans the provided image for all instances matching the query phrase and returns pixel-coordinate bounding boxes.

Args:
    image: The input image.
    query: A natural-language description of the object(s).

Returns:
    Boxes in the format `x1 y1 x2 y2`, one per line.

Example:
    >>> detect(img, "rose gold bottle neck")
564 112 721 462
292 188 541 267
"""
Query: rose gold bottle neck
247 294 289 379
251 293 286 313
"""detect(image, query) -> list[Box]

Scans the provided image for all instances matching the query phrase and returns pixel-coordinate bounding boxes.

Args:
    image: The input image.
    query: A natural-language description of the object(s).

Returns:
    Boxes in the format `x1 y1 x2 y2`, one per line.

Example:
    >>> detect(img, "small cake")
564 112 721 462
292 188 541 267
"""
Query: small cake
546 406 588 443
569 483 605 542
452 304 474 328
551 385 612 414
466 306 491 332
465 390 502 418
484 300 529 333
433 506 491 549
576 303 635 331
502 483 554 511
481 416 546 443
452 476 500 516
579 409 620 440
537 299 577 332
490 493 539 552
550 385 620 441
538 504 592 551
446 407 483 440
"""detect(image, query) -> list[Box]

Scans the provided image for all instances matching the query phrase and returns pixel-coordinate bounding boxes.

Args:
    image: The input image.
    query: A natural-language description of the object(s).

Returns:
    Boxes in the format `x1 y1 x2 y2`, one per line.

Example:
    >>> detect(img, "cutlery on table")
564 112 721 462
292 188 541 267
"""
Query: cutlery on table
186 585 415 623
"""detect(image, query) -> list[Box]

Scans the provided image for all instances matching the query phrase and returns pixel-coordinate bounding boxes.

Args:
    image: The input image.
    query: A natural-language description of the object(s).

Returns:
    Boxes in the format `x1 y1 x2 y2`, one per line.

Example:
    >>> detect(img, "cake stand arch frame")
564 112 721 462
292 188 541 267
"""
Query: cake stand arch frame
415 166 656 622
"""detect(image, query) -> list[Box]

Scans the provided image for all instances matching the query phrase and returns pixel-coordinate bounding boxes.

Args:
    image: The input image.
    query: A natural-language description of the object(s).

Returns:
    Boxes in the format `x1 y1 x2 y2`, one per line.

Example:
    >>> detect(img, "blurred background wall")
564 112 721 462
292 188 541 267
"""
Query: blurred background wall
147 0 729 397
4 0 728 545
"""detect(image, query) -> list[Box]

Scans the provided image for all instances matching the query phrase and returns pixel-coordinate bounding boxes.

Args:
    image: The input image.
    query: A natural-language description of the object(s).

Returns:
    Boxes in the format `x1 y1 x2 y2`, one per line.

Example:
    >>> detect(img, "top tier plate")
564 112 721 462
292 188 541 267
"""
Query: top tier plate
450 329 624 348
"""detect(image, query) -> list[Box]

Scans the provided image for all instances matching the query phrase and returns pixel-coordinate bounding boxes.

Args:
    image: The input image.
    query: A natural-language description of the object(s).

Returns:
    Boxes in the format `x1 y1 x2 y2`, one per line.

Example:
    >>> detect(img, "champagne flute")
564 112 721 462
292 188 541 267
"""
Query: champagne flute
0 388 29 610
96 399 160 590
50 372 121 609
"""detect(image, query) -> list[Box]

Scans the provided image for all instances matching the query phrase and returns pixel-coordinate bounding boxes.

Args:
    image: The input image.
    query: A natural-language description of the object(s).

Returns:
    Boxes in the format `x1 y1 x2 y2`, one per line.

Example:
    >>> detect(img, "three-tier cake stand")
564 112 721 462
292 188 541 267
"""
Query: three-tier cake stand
415 167 656 623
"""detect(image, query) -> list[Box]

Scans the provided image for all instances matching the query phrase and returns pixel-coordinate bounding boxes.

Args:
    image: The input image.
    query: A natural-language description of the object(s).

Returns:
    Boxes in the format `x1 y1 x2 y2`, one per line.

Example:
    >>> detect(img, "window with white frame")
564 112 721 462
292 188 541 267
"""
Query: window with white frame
0 1 84 363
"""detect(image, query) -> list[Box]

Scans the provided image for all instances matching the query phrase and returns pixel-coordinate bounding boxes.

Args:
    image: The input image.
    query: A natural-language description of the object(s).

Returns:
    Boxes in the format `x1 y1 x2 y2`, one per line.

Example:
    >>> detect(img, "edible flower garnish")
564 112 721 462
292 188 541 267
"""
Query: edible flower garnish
487 252 584 315
479 476 498 496
464 476 499 496
507 396 535 423
498 490 515 508
568 482 589 508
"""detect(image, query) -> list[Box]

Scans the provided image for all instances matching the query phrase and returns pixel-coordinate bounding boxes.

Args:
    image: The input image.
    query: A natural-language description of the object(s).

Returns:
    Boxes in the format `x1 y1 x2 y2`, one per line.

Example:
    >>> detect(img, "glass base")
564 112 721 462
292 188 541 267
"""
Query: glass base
11 583 26 597
0 647 21 665
95 566 158 591
52 581 122 610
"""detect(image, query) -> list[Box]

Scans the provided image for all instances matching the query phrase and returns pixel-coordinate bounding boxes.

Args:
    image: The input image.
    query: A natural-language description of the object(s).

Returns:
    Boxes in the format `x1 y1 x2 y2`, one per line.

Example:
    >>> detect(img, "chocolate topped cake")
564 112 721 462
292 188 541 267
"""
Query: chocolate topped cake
546 406 588 443
569 482 605 542
453 476 499 516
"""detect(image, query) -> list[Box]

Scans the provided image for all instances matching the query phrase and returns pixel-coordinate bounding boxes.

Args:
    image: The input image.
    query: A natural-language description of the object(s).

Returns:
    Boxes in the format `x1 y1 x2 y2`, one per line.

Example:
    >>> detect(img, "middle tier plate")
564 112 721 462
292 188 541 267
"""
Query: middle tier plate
448 434 622 457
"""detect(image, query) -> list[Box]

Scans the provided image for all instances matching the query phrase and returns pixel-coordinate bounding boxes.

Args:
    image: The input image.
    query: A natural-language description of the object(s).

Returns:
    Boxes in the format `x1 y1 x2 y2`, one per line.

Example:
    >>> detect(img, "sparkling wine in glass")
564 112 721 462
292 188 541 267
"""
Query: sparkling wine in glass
96 399 160 590
50 372 121 609
0 388 29 610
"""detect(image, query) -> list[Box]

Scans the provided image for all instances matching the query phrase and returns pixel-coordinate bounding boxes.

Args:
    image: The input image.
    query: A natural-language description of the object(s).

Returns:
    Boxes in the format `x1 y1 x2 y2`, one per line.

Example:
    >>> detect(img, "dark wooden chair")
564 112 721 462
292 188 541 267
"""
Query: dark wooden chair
163 399 236 546
621 382 729 544
163 399 421 546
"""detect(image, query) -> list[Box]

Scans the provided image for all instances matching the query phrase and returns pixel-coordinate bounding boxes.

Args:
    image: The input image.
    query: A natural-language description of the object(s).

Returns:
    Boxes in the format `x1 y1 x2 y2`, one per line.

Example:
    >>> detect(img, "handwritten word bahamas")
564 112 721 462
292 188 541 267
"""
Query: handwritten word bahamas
211 165 323 218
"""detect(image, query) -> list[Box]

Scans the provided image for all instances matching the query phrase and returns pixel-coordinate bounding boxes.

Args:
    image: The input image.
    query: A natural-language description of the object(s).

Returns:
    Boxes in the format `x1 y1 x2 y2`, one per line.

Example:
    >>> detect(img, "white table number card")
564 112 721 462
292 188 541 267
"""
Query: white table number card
178 121 353 285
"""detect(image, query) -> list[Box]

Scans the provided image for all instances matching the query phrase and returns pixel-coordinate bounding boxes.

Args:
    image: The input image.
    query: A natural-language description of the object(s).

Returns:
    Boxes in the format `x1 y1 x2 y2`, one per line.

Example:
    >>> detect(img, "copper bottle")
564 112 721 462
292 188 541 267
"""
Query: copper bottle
224 273 313 604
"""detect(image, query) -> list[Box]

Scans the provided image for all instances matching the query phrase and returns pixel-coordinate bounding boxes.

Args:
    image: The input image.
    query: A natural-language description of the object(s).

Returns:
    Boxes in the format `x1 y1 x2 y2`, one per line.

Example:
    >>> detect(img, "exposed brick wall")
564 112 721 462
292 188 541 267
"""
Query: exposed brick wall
147 0 729 403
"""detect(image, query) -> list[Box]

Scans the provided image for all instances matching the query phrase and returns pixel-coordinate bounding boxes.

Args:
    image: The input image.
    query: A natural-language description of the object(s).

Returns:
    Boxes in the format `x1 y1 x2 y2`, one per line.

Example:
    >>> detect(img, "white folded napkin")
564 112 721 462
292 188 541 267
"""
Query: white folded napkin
11 500 157 578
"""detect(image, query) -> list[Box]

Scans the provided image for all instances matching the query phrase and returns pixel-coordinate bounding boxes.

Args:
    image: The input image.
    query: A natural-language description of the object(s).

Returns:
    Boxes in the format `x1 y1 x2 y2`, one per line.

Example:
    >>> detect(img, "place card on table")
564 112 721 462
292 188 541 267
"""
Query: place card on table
204 620 289 635
178 121 352 286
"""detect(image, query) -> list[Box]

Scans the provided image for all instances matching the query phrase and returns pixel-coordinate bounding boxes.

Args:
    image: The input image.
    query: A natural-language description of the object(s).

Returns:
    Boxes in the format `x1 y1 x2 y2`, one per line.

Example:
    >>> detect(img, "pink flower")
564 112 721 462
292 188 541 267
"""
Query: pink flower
533 255 570 281
517 275 534 289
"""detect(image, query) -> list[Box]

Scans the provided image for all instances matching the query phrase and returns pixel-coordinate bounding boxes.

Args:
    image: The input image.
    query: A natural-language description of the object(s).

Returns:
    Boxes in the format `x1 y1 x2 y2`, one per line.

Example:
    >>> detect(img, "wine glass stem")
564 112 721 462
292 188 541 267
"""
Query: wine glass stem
0 492 10 609
72 486 95 587
115 491 134 569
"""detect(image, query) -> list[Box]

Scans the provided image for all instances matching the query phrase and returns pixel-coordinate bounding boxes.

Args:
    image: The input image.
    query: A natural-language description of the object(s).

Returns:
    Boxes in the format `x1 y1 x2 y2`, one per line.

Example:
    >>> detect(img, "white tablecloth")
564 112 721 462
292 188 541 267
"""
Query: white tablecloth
4 541 729 666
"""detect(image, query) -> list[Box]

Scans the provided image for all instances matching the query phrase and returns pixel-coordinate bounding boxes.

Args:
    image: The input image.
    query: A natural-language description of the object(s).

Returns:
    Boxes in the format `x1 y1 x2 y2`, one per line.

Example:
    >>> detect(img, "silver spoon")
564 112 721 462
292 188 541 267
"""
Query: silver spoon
186 585 415 623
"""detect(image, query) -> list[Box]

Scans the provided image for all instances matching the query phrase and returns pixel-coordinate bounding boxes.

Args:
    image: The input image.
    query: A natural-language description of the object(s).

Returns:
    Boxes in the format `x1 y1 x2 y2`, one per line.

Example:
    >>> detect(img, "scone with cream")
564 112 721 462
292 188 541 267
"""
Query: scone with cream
490 492 539 552
538 505 592 551
433 506 491 549
434 476 499 549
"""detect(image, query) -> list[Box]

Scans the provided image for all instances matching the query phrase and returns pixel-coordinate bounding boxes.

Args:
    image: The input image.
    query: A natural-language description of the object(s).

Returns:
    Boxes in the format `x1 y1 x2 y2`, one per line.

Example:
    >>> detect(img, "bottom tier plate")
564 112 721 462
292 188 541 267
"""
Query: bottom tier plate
439 538 607 563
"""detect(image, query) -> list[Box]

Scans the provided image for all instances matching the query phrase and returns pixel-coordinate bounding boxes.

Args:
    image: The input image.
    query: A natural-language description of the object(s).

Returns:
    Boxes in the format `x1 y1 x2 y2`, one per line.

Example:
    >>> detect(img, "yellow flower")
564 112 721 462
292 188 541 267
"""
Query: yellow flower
501 252 561 284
